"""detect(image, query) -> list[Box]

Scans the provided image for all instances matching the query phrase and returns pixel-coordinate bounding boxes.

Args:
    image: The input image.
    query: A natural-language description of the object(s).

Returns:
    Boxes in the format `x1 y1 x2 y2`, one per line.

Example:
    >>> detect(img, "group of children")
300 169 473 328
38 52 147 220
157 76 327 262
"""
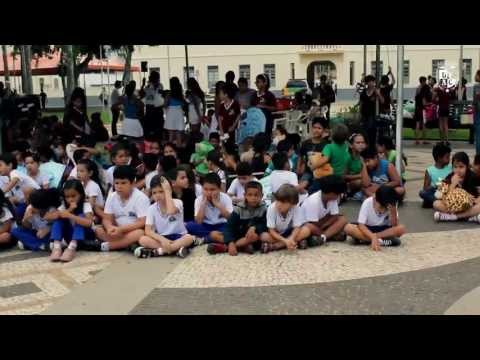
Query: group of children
0 110 417 262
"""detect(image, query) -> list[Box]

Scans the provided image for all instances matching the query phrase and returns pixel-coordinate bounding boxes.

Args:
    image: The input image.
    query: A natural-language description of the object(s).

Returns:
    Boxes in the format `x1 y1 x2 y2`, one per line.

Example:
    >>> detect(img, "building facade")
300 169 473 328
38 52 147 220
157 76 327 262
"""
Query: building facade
132 45 480 94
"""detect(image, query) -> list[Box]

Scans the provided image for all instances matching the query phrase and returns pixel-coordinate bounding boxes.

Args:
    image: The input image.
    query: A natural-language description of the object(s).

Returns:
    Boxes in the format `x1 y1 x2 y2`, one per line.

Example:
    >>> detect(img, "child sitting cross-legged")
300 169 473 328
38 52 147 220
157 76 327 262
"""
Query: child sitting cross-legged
433 152 480 223
186 172 233 245
419 142 452 208
227 162 260 205
134 175 193 259
361 147 405 200
261 184 311 253
345 185 406 251
301 175 348 245
93 165 151 252
207 181 267 256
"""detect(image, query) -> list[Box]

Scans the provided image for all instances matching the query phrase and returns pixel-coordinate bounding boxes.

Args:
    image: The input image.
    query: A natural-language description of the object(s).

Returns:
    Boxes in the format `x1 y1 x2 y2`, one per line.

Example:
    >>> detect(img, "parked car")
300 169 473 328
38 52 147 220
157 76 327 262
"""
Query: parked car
282 79 312 97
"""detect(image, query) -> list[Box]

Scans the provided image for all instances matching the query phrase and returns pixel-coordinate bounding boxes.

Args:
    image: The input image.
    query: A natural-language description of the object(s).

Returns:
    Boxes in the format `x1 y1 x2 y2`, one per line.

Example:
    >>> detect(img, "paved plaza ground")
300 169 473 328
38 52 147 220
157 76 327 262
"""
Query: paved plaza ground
1 142 480 315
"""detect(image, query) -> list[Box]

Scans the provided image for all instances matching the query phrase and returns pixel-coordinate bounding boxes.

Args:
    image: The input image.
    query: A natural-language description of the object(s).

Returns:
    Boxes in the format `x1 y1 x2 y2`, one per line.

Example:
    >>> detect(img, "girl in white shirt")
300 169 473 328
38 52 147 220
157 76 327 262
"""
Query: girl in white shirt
50 180 95 262
345 185 406 251
135 175 193 259
77 159 106 221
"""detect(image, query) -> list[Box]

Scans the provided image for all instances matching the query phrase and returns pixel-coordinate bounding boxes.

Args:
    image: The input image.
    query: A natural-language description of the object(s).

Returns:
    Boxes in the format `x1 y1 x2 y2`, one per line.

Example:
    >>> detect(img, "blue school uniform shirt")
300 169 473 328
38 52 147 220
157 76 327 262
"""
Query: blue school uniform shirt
369 159 390 185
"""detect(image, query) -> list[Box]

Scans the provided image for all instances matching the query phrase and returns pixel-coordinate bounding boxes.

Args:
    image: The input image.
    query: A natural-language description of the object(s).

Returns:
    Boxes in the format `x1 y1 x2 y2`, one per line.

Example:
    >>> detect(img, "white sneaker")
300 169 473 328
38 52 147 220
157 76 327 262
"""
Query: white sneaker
17 241 24 250
468 215 480 223
434 211 458 222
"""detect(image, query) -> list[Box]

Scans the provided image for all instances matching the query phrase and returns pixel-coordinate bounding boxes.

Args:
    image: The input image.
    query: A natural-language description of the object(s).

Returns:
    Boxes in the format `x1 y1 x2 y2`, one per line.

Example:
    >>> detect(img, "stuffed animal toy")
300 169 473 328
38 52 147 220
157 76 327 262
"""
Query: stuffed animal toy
190 140 215 176
435 182 474 213
308 152 333 179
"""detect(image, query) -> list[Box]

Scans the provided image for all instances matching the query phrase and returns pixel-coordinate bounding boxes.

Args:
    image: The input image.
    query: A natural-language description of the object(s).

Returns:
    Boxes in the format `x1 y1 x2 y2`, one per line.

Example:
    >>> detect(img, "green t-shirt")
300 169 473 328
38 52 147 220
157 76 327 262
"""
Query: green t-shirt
322 142 350 176
346 153 363 175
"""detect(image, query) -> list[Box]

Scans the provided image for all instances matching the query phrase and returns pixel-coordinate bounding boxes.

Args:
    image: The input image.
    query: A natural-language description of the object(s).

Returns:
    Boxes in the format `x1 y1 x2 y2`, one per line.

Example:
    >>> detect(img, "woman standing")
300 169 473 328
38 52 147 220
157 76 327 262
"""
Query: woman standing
473 71 480 155
434 84 450 145
62 87 90 144
115 81 145 141
186 78 206 134
253 74 276 138
164 77 187 147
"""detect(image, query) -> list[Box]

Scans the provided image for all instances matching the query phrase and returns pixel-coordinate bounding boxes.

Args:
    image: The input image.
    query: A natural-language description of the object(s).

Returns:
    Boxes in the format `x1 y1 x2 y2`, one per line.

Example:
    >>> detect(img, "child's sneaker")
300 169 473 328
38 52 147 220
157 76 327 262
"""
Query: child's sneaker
352 191 364 201
49 247 63 262
330 232 347 242
307 234 327 247
378 238 401 247
193 236 205 246
261 242 272 254
176 247 190 258
134 246 159 259
207 243 228 255
60 247 76 262
298 239 308 250
468 214 480 223
434 211 458 222
17 241 25 250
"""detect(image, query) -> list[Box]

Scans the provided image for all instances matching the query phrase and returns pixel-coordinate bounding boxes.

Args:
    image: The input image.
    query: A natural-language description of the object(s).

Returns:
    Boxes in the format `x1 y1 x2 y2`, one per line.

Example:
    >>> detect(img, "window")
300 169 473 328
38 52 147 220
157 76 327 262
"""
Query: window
183 66 194 88
371 61 383 77
264 64 276 88
463 59 472 83
239 65 250 85
290 63 295 79
53 78 59 90
432 59 445 78
349 61 355 86
403 60 410 84
207 65 219 90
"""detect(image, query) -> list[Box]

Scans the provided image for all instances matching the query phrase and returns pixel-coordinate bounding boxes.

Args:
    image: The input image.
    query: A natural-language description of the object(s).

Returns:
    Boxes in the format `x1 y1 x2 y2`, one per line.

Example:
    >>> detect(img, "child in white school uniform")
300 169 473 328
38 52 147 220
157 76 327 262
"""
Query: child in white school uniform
261 184 311 253
135 175 193 259
345 185 406 251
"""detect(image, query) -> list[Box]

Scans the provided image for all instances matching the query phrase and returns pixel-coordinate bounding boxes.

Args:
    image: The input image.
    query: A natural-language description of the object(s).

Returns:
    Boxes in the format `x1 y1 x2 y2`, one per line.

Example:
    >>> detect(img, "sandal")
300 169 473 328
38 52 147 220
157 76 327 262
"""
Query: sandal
60 247 76 262
50 247 63 262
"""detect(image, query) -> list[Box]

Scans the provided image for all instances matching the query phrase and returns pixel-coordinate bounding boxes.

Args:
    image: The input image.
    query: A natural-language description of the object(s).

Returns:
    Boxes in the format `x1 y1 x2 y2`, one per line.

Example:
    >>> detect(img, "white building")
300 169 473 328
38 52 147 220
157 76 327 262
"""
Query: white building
132 45 480 95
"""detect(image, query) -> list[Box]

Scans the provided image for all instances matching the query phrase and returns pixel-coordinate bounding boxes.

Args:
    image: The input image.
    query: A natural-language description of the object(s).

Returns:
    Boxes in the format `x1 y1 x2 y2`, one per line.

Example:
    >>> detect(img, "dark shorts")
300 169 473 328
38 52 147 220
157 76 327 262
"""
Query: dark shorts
414 109 424 128
164 234 184 241
354 222 391 233
438 108 449 118
281 228 294 238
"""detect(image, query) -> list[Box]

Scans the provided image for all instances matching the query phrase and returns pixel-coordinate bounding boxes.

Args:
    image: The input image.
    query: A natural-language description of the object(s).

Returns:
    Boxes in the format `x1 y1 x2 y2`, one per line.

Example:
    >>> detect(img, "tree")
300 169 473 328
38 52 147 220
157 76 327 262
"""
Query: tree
1 45 9 83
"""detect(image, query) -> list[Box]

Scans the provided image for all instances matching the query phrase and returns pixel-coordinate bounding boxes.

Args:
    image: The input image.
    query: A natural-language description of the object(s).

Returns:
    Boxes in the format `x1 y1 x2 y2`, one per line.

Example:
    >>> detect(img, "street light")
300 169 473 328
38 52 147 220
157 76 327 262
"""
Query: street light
395 45 404 176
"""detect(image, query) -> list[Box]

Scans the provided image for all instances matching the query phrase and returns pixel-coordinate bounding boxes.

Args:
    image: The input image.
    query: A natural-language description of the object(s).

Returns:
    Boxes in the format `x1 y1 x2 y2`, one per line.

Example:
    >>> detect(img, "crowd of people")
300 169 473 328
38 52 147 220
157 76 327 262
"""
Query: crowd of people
0 67 479 263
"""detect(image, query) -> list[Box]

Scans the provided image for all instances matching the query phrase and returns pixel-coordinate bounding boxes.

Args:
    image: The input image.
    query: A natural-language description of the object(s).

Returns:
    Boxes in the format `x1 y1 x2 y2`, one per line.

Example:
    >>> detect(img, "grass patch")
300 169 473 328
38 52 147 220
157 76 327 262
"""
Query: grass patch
402 128 469 141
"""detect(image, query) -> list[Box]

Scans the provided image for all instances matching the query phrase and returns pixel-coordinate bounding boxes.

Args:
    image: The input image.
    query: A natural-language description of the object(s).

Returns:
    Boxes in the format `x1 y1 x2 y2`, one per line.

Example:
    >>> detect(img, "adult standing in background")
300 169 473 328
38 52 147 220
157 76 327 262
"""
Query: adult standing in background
110 81 122 137
253 73 276 138
414 76 431 145
140 71 165 141
63 87 90 144
114 81 145 140
185 77 206 134
225 71 239 97
473 71 480 154
40 84 47 110
314 74 336 121
235 77 255 113
359 75 380 148
379 66 395 115
164 77 187 147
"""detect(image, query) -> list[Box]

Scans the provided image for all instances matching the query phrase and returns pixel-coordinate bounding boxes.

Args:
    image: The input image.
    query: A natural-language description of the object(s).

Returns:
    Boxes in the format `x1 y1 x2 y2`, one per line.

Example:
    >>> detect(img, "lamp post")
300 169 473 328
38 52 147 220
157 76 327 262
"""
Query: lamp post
395 45 404 176
185 45 189 86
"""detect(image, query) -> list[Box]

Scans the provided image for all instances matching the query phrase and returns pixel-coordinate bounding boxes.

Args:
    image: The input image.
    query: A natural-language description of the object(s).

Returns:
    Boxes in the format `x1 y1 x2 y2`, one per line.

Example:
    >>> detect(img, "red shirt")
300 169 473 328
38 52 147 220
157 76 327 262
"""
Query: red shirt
218 100 240 132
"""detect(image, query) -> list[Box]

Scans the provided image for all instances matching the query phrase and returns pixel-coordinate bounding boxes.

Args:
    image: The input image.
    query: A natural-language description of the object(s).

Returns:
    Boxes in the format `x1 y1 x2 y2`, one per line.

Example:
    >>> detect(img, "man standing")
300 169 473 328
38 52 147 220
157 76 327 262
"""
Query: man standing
110 81 122 137
314 75 335 121
40 84 47 110
414 76 432 145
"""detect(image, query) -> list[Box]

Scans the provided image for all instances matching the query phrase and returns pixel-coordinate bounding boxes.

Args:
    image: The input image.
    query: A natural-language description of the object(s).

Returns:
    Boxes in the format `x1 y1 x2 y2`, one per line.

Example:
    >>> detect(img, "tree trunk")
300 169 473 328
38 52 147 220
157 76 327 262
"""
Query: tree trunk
63 45 75 100
24 45 33 94
20 45 34 94
2 45 9 83
122 46 132 84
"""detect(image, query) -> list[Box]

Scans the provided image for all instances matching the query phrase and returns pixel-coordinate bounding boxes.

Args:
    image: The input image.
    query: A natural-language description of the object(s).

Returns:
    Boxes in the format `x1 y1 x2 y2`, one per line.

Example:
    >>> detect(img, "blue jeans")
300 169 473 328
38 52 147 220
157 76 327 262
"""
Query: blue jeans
50 218 95 243
185 222 226 243
419 187 436 207
475 111 480 155
11 227 50 251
